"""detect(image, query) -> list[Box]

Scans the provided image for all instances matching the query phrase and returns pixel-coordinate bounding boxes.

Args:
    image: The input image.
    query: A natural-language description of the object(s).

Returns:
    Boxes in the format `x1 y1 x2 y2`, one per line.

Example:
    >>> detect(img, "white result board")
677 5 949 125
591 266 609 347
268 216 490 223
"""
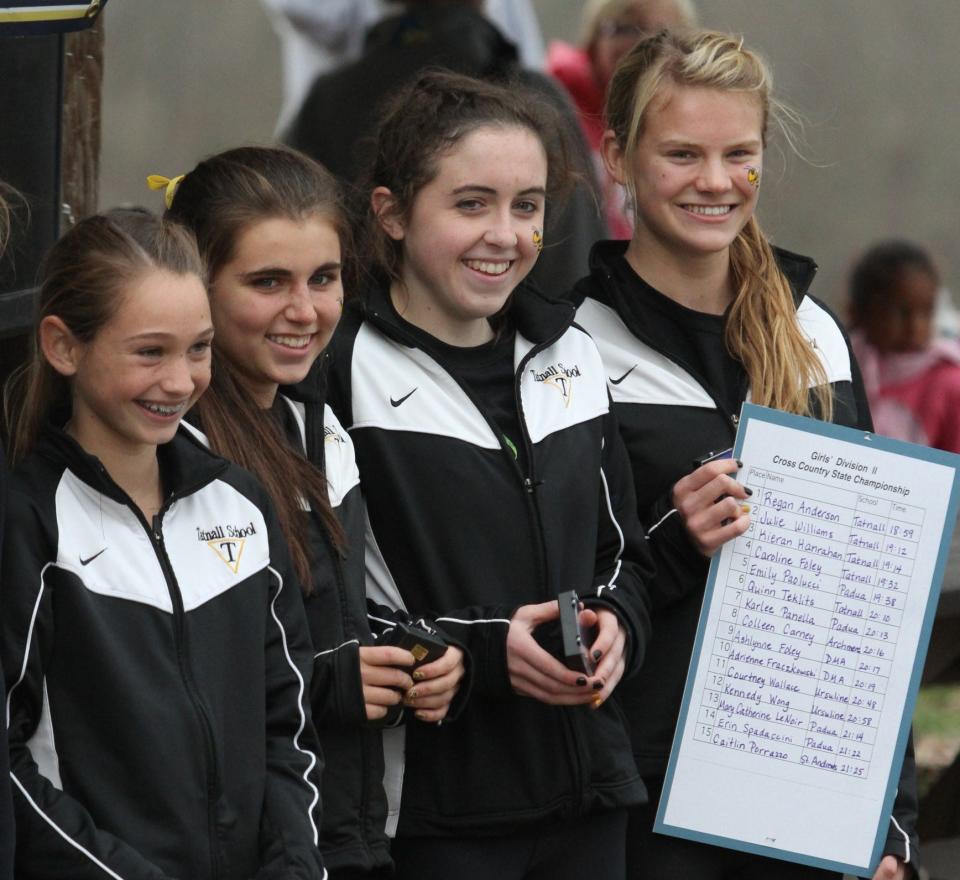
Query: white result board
655 403 960 874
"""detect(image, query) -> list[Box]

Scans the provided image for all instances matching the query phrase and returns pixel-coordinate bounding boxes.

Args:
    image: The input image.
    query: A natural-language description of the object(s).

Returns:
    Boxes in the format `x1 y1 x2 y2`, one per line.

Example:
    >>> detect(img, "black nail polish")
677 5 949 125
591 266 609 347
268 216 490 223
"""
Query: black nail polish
592 680 604 691
576 677 587 686
736 459 744 468
593 649 602 661
745 487 753 496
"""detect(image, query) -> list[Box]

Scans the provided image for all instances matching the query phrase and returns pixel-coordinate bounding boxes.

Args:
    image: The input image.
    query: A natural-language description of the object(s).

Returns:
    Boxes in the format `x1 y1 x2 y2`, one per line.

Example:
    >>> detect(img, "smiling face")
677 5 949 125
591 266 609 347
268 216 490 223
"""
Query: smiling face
607 83 764 266
378 124 548 346
65 269 213 460
209 215 343 407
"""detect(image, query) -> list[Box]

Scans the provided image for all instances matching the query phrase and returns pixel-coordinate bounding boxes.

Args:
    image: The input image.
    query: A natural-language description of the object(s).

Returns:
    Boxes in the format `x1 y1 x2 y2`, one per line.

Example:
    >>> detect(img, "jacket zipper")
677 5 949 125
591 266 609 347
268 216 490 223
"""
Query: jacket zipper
149 508 222 880
368 309 589 813
512 335 590 816
306 401 373 829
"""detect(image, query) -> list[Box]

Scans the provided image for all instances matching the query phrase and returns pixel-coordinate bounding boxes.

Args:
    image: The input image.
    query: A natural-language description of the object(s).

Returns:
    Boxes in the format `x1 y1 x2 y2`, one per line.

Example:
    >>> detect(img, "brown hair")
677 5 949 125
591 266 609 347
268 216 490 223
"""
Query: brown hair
361 69 576 286
605 29 831 419
5 208 204 464
166 146 346 587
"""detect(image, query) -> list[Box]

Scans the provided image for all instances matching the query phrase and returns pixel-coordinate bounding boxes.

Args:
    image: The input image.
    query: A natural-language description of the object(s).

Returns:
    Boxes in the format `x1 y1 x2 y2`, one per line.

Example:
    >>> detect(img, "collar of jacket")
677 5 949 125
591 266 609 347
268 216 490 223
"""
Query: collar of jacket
357 276 578 350
573 239 819 315
35 422 229 509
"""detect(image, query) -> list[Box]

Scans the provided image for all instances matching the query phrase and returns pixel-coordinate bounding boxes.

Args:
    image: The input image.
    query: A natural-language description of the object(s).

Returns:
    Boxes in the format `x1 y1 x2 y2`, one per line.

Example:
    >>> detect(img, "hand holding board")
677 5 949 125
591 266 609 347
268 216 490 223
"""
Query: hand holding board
656 403 960 874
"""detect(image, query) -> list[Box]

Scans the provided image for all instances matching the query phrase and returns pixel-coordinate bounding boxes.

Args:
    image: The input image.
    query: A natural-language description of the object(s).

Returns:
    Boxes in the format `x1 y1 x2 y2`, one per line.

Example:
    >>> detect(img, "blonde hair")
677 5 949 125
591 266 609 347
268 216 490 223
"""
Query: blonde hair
605 29 831 420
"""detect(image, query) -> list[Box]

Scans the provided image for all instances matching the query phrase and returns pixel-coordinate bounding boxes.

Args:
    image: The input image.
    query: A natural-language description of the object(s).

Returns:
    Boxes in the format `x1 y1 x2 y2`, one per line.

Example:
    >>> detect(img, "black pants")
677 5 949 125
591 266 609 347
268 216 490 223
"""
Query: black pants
627 776 843 880
392 809 628 880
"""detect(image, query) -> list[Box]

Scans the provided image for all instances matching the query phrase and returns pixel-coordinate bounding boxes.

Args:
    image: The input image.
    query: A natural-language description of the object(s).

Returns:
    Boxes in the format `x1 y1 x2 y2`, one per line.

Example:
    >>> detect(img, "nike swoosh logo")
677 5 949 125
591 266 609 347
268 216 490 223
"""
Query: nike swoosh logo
390 388 418 407
79 548 107 566
609 364 638 385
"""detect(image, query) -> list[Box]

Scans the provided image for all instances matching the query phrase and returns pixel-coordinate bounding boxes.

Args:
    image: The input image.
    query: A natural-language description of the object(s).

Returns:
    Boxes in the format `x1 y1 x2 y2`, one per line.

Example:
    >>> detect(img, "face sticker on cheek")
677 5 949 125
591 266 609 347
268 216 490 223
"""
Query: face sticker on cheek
532 227 543 253
745 166 761 189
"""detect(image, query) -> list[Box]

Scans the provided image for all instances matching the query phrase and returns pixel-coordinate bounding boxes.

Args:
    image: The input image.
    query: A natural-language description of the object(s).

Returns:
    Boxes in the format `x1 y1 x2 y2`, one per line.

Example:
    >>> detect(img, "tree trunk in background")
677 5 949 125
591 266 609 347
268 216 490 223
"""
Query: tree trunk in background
60 13 104 229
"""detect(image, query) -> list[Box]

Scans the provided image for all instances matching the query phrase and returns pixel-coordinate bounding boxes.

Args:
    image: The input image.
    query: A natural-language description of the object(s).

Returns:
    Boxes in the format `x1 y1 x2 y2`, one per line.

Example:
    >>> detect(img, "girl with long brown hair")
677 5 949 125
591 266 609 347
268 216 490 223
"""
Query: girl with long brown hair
569 28 917 880
164 145 466 879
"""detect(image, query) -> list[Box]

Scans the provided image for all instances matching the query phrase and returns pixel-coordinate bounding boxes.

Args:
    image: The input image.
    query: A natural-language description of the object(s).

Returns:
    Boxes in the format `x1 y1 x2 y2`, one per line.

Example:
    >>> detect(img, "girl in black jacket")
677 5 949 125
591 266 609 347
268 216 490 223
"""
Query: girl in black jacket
569 29 918 880
2 208 324 879
326 70 655 880
163 145 466 879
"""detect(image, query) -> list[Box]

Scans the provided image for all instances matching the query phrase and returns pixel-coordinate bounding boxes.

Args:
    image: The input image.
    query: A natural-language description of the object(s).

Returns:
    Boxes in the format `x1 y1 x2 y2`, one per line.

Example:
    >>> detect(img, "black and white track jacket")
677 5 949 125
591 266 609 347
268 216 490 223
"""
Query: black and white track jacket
273 376 393 874
326 280 654 837
1 427 325 880
570 239 920 866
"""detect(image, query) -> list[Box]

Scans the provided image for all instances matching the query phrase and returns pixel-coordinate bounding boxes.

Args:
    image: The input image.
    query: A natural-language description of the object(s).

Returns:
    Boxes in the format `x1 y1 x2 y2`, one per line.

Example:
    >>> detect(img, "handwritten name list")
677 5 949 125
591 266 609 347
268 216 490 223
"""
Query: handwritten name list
658 405 960 873
697 463 919 778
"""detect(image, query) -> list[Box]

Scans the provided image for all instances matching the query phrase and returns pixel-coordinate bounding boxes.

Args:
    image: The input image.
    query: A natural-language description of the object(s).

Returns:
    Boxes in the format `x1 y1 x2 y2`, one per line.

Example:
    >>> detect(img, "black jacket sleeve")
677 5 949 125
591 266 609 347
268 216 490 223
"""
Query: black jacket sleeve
255 495 327 880
581 409 654 676
2 491 176 880
641 487 712 612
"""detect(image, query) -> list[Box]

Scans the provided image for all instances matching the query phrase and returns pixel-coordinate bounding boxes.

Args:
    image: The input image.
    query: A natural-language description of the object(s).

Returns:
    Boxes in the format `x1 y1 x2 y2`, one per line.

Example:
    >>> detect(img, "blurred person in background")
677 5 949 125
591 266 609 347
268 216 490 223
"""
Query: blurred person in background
263 0 546 135
283 0 605 298
848 240 960 453
547 0 697 238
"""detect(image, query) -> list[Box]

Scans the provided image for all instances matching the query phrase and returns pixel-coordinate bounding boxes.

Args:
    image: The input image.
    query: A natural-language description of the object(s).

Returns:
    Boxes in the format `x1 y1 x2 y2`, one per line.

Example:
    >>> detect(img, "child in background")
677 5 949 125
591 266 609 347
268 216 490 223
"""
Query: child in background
848 240 960 453
2 209 324 879
327 69 654 880
163 145 465 879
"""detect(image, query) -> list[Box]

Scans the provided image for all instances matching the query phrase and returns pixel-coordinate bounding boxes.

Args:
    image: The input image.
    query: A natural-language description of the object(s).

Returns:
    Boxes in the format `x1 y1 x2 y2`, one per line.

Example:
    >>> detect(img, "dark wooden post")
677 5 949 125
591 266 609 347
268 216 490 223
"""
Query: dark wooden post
61 14 104 229
0 10 105 379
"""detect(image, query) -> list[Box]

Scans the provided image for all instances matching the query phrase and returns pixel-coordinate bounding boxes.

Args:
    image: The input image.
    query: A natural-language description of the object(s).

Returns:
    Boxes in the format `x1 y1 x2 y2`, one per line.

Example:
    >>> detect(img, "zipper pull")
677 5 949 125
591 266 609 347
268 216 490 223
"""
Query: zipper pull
731 413 740 429
524 477 544 494
151 514 162 542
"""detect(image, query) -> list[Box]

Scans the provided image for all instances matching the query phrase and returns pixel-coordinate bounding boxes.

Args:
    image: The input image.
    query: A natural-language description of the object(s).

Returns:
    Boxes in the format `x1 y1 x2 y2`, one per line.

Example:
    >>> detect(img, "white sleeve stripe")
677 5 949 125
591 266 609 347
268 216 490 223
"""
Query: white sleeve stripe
267 566 320 846
434 617 510 625
597 467 624 595
646 507 678 538
368 614 398 628
889 813 910 862
6 562 54 729
313 639 359 659
10 772 127 880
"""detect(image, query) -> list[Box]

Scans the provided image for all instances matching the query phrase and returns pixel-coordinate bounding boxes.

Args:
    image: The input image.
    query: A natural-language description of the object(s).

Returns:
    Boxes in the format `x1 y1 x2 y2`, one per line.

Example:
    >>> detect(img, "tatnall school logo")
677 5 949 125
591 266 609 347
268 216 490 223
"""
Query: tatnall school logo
197 521 258 574
531 362 581 408
324 425 344 445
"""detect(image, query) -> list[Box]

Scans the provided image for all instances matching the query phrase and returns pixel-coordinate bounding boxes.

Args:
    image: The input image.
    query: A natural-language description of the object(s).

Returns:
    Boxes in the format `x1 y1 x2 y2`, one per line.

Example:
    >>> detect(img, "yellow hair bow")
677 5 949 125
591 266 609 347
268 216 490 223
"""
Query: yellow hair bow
146 173 185 209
